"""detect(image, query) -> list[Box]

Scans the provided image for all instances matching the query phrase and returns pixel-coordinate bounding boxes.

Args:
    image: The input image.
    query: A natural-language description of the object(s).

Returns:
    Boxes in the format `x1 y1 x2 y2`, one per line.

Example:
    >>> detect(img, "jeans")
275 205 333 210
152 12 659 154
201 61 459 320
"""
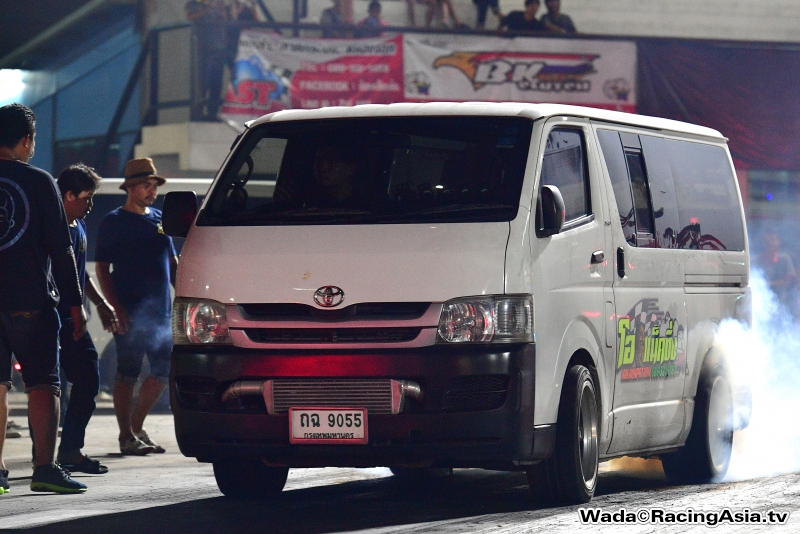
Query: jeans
57 322 99 455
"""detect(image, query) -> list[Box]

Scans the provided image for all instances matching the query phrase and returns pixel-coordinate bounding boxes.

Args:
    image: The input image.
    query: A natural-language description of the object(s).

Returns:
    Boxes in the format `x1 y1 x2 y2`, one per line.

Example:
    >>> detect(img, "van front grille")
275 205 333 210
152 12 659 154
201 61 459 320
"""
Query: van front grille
244 327 421 343
271 379 394 414
239 302 430 321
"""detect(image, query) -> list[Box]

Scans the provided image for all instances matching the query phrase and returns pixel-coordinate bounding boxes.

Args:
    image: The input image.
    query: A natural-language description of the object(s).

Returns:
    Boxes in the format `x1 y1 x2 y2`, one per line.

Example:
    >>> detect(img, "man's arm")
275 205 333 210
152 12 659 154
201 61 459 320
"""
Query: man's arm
84 277 121 333
95 262 129 333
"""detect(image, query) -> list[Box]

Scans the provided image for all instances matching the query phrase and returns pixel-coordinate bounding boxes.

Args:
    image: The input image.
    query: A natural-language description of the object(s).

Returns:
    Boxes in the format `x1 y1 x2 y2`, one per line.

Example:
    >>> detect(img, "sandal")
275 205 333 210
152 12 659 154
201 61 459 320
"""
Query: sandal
60 455 108 475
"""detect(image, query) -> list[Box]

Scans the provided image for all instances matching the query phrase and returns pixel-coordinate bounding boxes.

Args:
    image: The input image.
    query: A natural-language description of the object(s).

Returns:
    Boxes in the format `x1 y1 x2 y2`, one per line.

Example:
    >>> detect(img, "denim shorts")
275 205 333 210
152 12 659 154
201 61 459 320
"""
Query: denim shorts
114 316 172 383
0 308 61 393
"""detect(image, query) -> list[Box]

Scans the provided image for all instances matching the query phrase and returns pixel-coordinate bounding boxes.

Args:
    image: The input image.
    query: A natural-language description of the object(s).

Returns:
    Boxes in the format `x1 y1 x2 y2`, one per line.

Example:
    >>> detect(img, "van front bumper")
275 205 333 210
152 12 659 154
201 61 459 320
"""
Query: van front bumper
170 343 554 470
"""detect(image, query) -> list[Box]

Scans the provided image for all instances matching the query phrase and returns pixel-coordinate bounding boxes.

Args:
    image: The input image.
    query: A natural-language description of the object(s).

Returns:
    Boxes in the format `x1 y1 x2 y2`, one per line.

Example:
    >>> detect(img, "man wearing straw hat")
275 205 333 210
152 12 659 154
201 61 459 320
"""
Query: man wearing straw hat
95 158 178 456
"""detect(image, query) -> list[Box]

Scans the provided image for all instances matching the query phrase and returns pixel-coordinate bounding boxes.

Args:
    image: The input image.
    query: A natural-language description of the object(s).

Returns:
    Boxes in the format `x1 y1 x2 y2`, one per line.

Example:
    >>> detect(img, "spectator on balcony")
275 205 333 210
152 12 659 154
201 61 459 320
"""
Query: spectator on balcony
227 0 261 73
185 0 228 120
425 0 466 29
500 0 545 32
473 0 503 30
229 0 258 22
357 1 387 37
542 0 576 34
321 0 354 38
405 0 430 27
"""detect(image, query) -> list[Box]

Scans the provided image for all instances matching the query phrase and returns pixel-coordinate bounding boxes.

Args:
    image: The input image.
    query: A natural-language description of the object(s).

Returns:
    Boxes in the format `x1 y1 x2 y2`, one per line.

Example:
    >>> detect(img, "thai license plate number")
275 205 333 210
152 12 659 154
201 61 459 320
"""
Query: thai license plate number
289 407 368 444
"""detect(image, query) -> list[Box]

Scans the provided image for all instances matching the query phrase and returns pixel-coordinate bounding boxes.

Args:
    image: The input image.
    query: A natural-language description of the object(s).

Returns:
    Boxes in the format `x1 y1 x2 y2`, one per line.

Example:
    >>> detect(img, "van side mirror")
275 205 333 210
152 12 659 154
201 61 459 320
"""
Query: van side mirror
536 185 566 238
162 191 198 238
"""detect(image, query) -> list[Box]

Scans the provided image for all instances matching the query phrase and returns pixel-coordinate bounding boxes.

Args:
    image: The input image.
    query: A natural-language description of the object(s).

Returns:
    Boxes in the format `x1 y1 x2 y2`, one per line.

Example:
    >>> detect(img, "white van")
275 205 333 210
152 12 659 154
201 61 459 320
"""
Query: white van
162 103 751 503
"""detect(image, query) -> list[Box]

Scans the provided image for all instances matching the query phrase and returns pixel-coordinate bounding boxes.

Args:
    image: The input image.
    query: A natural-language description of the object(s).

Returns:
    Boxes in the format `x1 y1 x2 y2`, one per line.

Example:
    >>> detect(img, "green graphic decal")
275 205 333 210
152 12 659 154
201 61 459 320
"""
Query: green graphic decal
616 298 685 381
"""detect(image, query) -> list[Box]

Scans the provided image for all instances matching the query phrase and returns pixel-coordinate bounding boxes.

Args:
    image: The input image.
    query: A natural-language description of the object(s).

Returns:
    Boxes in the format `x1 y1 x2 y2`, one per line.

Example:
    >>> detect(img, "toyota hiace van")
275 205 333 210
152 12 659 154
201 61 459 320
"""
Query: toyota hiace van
163 103 751 503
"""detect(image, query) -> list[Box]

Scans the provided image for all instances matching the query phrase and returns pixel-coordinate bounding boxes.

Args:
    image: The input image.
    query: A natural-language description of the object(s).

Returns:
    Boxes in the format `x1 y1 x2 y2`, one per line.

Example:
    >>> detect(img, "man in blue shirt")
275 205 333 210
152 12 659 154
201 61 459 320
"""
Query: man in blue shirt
95 158 178 456
0 103 87 494
55 164 119 474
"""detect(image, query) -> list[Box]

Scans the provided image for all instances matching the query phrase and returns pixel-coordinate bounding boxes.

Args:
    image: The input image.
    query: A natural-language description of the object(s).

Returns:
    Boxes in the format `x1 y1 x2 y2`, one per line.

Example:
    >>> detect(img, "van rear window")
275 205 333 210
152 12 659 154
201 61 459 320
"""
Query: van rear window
199 117 532 225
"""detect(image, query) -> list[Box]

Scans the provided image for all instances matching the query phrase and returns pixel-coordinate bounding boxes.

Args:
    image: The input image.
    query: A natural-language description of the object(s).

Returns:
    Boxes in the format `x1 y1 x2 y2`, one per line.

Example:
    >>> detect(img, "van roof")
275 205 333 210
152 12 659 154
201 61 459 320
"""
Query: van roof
248 102 724 140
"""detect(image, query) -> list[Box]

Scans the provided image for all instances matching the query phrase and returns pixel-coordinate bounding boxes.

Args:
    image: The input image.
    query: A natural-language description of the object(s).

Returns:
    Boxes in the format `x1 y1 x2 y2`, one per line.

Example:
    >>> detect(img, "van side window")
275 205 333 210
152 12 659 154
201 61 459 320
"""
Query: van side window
540 129 590 223
640 136 681 249
596 130 636 245
666 140 745 251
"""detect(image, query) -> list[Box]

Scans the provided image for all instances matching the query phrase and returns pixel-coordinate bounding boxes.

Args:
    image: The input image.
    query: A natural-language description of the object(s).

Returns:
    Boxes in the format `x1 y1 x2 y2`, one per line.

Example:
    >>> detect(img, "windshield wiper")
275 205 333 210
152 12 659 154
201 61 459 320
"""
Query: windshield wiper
403 204 517 216
342 204 518 224
230 207 372 223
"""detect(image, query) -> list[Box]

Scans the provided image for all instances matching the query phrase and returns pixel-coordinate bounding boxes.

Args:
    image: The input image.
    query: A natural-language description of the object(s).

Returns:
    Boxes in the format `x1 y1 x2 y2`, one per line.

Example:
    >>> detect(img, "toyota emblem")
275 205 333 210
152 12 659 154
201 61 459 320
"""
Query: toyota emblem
314 286 345 308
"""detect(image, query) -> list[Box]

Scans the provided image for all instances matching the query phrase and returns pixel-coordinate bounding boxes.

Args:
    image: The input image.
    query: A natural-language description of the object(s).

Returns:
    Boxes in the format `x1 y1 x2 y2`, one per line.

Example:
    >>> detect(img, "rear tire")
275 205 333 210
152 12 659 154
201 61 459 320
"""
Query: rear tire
662 366 733 484
526 365 599 504
213 457 289 499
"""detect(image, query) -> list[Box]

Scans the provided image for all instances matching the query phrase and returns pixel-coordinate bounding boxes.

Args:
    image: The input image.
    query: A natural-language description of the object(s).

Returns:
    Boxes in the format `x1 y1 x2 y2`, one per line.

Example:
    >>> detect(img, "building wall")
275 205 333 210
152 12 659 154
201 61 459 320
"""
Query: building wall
21 20 142 175
148 0 800 43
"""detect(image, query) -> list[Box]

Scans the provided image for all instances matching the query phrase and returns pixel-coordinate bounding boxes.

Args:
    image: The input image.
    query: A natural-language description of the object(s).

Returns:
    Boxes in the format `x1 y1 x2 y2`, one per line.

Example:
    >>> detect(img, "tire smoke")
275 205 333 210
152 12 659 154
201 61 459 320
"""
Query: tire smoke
720 270 800 480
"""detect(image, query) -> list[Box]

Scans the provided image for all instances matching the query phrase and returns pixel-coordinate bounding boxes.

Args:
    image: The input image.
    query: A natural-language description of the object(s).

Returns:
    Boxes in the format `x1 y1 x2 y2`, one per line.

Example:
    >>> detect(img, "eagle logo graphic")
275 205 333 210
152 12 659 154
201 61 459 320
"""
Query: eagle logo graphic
433 52 598 91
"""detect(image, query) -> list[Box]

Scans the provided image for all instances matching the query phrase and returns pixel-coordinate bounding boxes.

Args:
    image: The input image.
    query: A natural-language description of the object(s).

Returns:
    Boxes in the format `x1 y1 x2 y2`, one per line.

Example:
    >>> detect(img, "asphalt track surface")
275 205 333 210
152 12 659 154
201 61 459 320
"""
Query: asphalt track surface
0 411 798 533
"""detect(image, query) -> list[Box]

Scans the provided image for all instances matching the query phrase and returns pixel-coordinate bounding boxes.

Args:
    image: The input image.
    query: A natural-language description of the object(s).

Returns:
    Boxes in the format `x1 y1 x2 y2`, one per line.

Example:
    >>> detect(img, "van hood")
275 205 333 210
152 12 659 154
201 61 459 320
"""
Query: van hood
177 224 510 305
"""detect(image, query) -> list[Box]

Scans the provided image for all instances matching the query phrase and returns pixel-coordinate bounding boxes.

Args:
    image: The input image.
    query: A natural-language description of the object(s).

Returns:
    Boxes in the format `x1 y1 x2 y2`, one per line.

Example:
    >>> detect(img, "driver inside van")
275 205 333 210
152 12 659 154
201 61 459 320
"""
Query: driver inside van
310 144 361 207
271 141 365 210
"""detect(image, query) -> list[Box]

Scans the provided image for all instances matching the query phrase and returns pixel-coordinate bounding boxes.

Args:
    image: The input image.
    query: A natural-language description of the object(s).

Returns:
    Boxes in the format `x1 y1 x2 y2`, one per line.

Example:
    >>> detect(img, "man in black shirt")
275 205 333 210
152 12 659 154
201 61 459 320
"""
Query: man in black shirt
0 103 87 494
501 0 545 32
542 0 577 33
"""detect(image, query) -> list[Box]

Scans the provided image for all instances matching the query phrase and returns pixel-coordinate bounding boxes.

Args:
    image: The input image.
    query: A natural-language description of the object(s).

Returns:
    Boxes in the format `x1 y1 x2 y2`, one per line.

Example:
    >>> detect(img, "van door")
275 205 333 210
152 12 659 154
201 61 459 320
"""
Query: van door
531 118 614 440
594 127 688 454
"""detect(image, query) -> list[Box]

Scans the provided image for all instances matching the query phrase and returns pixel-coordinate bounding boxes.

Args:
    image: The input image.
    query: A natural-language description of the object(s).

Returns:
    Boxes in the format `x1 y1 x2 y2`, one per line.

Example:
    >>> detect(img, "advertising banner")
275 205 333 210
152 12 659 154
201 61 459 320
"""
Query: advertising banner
403 34 636 111
221 30 404 120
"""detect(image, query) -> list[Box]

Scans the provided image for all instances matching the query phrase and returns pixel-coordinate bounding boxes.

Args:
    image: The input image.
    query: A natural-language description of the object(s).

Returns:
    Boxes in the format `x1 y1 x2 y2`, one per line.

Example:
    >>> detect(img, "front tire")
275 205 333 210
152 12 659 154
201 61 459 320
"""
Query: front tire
213 457 289 499
527 364 599 504
662 366 733 484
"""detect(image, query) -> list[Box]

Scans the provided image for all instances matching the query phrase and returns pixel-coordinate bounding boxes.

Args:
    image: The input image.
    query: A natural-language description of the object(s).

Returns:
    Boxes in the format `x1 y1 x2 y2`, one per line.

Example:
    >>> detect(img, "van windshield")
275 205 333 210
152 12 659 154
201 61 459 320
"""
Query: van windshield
199 116 533 226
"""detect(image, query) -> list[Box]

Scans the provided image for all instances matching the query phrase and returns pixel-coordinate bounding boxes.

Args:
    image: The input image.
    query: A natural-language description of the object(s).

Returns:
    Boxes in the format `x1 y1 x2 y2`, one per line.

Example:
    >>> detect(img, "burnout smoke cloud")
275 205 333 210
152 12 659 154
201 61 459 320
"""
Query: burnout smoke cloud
721 269 800 480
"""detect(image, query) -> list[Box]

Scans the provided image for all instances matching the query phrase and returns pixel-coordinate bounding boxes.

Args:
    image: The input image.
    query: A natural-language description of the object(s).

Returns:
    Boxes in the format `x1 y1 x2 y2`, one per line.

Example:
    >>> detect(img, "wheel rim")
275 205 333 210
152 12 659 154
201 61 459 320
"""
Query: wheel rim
578 382 599 488
707 376 733 473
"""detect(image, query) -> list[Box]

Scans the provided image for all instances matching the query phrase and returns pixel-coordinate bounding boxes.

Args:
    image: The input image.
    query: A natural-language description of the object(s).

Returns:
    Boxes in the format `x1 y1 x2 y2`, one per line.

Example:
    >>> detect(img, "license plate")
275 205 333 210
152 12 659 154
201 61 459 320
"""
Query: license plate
289 407 368 444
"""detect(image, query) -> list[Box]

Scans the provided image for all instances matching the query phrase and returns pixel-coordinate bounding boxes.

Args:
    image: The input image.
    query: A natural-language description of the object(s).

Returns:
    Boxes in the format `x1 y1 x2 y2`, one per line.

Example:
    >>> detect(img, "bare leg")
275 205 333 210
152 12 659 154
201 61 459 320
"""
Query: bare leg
406 0 416 26
28 389 59 467
130 377 167 434
443 0 460 26
0 385 7 471
425 0 437 27
113 380 135 441
340 0 354 24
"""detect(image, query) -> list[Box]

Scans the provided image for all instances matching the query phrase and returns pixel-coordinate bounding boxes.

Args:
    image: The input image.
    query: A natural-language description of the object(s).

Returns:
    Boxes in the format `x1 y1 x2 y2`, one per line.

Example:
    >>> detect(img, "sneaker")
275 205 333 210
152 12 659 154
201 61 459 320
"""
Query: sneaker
133 429 165 454
0 470 9 495
5 429 21 439
119 436 155 456
30 463 87 494
57 452 108 475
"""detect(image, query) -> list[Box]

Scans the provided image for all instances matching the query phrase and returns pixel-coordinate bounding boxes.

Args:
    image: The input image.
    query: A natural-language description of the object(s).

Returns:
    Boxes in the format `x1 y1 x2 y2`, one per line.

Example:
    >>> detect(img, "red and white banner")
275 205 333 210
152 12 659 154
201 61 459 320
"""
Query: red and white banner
221 31 403 119
221 31 636 121
403 34 636 111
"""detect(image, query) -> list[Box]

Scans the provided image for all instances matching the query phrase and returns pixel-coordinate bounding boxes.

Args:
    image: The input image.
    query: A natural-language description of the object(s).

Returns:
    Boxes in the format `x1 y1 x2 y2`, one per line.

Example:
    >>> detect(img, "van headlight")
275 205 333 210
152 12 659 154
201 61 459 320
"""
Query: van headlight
436 295 533 343
173 298 232 345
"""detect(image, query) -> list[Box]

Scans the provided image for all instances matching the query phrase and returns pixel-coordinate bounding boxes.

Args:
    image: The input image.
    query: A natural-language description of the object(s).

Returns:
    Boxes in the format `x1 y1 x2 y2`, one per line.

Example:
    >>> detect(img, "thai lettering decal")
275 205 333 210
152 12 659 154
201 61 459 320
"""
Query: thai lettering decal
616 298 685 381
